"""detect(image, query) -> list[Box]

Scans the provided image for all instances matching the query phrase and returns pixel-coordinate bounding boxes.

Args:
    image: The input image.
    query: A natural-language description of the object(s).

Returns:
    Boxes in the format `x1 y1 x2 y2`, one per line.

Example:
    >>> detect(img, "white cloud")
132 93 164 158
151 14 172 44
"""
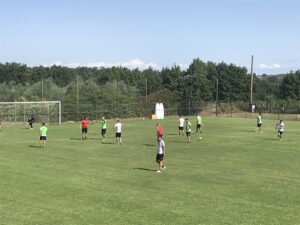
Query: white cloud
178 64 189 70
64 63 80 68
42 61 62 67
120 59 160 70
259 63 281 69
41 59 160 70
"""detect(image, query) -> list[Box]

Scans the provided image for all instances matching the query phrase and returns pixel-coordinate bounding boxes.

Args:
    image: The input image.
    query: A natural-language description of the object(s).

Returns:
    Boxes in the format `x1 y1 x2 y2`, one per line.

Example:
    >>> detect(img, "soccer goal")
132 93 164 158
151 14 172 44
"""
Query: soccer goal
0 101 61 125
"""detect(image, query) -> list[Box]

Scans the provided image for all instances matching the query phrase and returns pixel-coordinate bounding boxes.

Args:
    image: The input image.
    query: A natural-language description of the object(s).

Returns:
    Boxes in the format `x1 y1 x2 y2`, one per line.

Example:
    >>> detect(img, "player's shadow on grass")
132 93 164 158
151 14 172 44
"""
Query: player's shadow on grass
70 138 83 140
264 138 279 141
241 130 257 133
70 137 100 141
88 137 101 141
166 133 178 136
143 144 156 147
171 140 187 143
133 168 157 172
28 145 41 148
102 142 115 145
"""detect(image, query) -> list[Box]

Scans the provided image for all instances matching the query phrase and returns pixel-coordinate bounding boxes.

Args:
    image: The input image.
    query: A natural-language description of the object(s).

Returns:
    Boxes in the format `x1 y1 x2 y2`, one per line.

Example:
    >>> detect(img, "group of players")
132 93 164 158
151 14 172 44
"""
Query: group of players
178 113 203 141
17 111 285 172
256 112 285 140
77 113 204 173
155 112 285 173
80 116 123 144
154 112 204 173
26 117 48 149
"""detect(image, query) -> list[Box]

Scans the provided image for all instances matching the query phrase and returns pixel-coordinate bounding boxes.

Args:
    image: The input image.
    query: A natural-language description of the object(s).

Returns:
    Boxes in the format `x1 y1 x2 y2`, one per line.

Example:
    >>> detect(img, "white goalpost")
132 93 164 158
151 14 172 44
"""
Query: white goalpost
0 101 61 125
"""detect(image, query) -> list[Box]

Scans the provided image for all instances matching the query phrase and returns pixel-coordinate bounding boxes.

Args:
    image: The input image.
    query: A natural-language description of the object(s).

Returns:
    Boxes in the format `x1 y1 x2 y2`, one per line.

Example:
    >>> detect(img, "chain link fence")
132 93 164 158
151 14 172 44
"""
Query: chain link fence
1 100 300 125
61 100 300 122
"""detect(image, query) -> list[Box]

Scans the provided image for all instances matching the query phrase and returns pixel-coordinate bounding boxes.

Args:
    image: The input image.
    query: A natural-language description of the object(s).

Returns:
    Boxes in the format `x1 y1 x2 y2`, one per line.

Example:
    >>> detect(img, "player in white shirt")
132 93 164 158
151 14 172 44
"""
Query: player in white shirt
114 120 122 144
275 120 284 140
178 116 185 135
156 137 166 173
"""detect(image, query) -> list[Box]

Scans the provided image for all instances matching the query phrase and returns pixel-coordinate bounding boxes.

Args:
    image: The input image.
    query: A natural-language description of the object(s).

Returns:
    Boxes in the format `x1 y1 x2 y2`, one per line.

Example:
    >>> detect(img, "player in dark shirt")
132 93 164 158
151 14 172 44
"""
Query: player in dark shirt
28 116 35 129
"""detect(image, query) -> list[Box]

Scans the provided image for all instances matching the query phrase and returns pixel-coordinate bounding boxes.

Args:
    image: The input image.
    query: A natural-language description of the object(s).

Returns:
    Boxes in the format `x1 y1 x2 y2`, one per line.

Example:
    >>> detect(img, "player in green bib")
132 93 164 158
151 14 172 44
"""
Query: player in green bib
39 122 48 148
196 112 203 135
256 113 262 133
185 118 192 142
101 117 107 143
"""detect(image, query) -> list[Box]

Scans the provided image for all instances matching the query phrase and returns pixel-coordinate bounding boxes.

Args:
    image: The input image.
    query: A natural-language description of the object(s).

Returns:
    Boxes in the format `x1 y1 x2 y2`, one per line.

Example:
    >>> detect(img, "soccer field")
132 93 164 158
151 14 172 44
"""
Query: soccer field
0 117 299 225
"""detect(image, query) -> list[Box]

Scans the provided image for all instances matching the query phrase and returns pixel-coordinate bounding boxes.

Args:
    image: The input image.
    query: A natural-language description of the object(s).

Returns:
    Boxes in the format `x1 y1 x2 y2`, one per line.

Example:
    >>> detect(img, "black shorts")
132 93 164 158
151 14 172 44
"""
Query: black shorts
101 129 106 135
257 123 262 128
278 131 283 135
186 131 191 136
197 124 202 129
40 136 46 141
82 128 88 133
179 126 184 130
116 132 121 138
156 154 164 162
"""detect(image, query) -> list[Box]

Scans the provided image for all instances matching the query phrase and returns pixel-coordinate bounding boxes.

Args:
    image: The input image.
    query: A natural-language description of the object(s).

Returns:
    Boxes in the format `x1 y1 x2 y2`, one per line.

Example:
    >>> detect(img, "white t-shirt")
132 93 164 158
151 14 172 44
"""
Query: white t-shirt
115 122 122 133
276 122 284 132
179 118 185 127
157 140 165 154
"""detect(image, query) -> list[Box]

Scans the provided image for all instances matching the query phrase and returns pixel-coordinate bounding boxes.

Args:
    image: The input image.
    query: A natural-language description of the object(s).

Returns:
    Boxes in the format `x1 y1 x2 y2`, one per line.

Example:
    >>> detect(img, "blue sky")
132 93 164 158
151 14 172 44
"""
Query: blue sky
0 0 299 74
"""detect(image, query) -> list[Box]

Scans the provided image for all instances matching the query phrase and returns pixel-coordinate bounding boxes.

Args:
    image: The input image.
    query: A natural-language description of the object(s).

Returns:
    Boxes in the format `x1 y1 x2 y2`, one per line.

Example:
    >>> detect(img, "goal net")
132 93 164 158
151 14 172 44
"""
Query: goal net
0 101 61 126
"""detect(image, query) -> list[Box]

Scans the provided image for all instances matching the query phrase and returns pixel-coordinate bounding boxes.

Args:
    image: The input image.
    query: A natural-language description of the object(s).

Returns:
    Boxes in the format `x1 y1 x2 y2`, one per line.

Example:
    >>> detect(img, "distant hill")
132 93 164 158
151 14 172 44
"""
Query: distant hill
258 73 287 82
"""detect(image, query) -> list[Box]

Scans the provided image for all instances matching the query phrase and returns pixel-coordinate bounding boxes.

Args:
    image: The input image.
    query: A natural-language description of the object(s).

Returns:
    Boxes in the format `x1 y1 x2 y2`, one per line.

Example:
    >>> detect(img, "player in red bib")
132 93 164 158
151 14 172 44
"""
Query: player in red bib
156 123 163 140
81 117 90 140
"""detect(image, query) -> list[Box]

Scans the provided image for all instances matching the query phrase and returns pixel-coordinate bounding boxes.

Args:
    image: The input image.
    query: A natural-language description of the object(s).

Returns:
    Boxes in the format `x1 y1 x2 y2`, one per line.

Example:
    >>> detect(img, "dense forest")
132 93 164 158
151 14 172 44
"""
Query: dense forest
0 59 299 120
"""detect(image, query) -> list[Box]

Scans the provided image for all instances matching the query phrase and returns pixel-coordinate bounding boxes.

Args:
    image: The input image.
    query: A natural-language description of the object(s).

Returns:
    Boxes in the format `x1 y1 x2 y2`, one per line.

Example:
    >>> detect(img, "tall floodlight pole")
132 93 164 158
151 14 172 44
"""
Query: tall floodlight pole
188 98 191 115
216 78 219 117
250 55 254 104
115 79 117 118
145 77 148 114
76 76 79 120
58 101 62 125
42 77 44 101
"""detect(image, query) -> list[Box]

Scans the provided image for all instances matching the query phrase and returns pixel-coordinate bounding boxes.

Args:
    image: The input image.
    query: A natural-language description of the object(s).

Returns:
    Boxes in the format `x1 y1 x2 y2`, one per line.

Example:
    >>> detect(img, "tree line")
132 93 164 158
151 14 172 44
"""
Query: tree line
0 59 299 119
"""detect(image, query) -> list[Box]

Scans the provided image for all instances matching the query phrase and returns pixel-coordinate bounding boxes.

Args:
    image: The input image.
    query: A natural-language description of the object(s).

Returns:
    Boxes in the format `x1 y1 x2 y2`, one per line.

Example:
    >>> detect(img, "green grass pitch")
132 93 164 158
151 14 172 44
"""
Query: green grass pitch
0 117 299 225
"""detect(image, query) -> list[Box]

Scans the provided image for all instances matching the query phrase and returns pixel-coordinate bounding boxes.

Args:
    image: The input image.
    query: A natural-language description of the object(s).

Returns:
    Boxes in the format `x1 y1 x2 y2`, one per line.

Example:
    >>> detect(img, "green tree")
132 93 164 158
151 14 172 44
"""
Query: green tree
279 71 300 99
161 65 182 89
